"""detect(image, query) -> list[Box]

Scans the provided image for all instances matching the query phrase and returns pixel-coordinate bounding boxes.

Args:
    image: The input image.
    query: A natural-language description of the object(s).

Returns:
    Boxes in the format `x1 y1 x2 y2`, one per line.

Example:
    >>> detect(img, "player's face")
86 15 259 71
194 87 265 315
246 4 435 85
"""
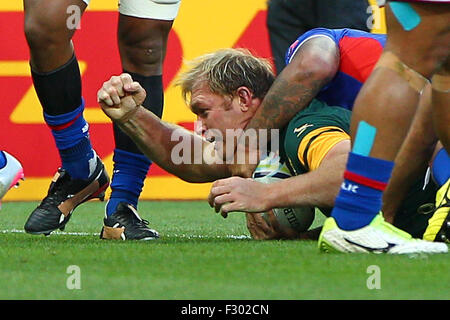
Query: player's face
190 82 250 159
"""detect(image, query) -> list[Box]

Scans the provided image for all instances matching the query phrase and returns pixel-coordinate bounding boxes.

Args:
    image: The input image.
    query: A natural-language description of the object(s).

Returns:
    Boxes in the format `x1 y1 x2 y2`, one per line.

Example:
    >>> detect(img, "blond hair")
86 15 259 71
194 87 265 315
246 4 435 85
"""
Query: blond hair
176 48 275 104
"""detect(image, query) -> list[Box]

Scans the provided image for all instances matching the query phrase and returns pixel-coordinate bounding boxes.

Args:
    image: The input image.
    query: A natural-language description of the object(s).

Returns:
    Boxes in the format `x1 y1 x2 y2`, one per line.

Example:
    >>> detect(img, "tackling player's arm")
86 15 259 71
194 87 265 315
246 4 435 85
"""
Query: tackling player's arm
245 36 340 132
98 73 231 183
232 35 340 177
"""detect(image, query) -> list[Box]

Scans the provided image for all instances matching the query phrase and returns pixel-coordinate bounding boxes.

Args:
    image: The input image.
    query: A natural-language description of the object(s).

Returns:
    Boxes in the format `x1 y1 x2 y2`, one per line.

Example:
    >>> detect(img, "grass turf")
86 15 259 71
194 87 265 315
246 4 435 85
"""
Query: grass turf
0 201 448 300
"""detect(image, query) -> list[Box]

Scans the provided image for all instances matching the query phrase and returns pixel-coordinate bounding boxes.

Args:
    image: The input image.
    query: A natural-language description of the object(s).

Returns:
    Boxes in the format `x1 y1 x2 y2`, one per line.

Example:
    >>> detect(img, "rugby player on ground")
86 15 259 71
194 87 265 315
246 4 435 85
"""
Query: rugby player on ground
97 48 447 253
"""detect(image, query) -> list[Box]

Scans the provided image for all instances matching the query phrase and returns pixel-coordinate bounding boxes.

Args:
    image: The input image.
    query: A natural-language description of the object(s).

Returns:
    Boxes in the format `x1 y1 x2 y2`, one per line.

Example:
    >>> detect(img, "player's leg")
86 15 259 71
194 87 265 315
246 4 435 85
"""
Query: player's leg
351 82 445 239
423 57 450 242
319 2 450 254
382 84 438 223
23 0 109 235
24 0 86 72
0 151 24 206
100 0 180 241
333 2 449 228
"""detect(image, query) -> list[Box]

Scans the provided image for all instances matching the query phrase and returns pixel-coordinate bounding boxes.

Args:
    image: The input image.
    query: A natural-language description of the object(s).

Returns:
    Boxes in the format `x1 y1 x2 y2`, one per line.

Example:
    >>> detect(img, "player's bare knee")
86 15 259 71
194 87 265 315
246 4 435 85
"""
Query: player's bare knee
120 38 166 73
140 39 165 66
24 16 73 51
118 15 172 73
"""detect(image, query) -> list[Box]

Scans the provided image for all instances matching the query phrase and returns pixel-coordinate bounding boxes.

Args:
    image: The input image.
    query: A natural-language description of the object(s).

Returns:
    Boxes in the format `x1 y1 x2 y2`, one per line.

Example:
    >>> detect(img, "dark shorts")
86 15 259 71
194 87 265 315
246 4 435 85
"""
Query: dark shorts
394 176 438 238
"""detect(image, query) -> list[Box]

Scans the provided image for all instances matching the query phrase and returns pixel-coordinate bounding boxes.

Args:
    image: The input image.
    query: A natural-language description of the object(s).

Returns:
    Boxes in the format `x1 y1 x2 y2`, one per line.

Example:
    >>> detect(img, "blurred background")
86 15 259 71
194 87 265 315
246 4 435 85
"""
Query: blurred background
0 0 385 201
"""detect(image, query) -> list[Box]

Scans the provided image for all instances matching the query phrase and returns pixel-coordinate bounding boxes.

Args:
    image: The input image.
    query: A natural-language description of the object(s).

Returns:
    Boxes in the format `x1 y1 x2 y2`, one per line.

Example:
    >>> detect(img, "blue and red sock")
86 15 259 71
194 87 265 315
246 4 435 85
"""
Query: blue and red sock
44 101 96 180
33 55 96 180
331 152 394 230
331 121 394 230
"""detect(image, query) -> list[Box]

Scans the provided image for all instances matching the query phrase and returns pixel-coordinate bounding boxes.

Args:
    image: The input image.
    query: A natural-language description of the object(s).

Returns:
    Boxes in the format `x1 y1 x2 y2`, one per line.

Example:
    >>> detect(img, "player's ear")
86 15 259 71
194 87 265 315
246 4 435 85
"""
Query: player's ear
236 86 253 112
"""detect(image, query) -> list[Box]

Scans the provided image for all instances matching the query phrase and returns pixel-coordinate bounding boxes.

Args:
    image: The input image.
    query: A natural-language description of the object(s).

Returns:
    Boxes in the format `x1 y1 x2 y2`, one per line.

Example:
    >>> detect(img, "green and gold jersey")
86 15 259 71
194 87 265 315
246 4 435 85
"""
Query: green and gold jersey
280 99 351 176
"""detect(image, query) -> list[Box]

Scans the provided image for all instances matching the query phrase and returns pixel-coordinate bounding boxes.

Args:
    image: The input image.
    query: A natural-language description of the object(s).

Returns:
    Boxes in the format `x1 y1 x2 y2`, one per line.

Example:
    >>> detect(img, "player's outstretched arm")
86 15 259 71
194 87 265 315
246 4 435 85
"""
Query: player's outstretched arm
98 73 231 183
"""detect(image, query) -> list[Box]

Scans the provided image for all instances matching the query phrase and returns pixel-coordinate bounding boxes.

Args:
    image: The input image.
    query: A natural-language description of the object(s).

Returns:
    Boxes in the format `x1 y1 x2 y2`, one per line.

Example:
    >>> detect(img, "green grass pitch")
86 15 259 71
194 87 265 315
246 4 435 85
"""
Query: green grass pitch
0 201 448 300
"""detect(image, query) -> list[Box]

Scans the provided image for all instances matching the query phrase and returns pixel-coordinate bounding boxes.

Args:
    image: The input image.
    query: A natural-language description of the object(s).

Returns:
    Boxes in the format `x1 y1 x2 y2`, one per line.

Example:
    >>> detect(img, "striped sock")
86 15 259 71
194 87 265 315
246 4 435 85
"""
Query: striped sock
44 101 96 179
331 152 394 230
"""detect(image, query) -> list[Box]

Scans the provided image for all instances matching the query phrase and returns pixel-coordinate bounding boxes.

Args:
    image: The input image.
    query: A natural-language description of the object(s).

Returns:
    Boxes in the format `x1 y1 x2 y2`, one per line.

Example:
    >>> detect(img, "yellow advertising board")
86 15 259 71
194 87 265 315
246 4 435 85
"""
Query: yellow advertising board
0 1 385 201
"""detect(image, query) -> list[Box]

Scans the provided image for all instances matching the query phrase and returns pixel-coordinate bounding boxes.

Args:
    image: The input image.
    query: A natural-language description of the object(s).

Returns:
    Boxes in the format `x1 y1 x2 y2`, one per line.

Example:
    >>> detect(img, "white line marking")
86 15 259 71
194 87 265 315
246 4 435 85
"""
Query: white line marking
0 229 251 239
0 229 99 236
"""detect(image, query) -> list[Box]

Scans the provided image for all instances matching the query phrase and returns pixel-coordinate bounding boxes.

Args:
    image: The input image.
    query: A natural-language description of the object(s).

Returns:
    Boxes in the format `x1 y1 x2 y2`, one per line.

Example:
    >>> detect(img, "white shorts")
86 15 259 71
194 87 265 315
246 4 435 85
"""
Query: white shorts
82 0 181 20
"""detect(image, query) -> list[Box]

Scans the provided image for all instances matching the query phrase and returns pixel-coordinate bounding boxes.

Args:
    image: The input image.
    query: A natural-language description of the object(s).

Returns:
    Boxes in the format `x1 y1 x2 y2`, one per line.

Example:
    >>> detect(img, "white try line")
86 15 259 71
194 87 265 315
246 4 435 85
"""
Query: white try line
0 229 99 236
171 234 251 240
0 229 251 239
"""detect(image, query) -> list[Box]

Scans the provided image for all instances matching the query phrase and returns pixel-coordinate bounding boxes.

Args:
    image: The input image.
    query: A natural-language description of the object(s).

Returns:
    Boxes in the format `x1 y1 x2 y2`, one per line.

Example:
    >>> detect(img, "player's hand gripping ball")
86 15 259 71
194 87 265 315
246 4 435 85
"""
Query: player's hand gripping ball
252 153 315 232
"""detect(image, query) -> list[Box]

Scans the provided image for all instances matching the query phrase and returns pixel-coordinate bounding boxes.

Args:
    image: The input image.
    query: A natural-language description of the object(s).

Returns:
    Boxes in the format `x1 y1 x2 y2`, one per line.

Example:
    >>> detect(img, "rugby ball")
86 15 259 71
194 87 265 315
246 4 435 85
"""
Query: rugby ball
252 153 315 232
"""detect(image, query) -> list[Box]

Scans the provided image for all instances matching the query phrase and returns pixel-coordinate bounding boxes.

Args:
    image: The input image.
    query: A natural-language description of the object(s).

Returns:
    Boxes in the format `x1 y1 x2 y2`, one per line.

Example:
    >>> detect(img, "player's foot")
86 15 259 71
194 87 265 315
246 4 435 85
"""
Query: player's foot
318 214 448 254
423 179 450 243
24 157 109 235
100 202 159 241
0 151 25 204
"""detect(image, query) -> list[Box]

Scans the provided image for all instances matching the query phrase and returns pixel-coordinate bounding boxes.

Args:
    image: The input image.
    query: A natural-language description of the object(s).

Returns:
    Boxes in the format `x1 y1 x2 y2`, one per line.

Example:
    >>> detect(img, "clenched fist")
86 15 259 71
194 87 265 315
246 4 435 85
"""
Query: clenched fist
97 73 146 123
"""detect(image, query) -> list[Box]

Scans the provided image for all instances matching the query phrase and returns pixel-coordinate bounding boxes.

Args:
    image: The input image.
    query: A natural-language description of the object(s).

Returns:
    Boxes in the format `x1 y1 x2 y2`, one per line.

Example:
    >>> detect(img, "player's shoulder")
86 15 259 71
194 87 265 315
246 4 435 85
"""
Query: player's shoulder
280 100 351 175
288 27 362 51
285 28 385 65
285 28 339 64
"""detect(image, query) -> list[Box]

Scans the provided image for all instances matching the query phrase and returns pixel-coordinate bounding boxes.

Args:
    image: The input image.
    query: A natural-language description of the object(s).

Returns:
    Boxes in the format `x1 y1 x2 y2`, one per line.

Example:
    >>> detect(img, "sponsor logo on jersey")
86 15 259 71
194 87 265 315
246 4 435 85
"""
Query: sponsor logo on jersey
293 124 314 137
